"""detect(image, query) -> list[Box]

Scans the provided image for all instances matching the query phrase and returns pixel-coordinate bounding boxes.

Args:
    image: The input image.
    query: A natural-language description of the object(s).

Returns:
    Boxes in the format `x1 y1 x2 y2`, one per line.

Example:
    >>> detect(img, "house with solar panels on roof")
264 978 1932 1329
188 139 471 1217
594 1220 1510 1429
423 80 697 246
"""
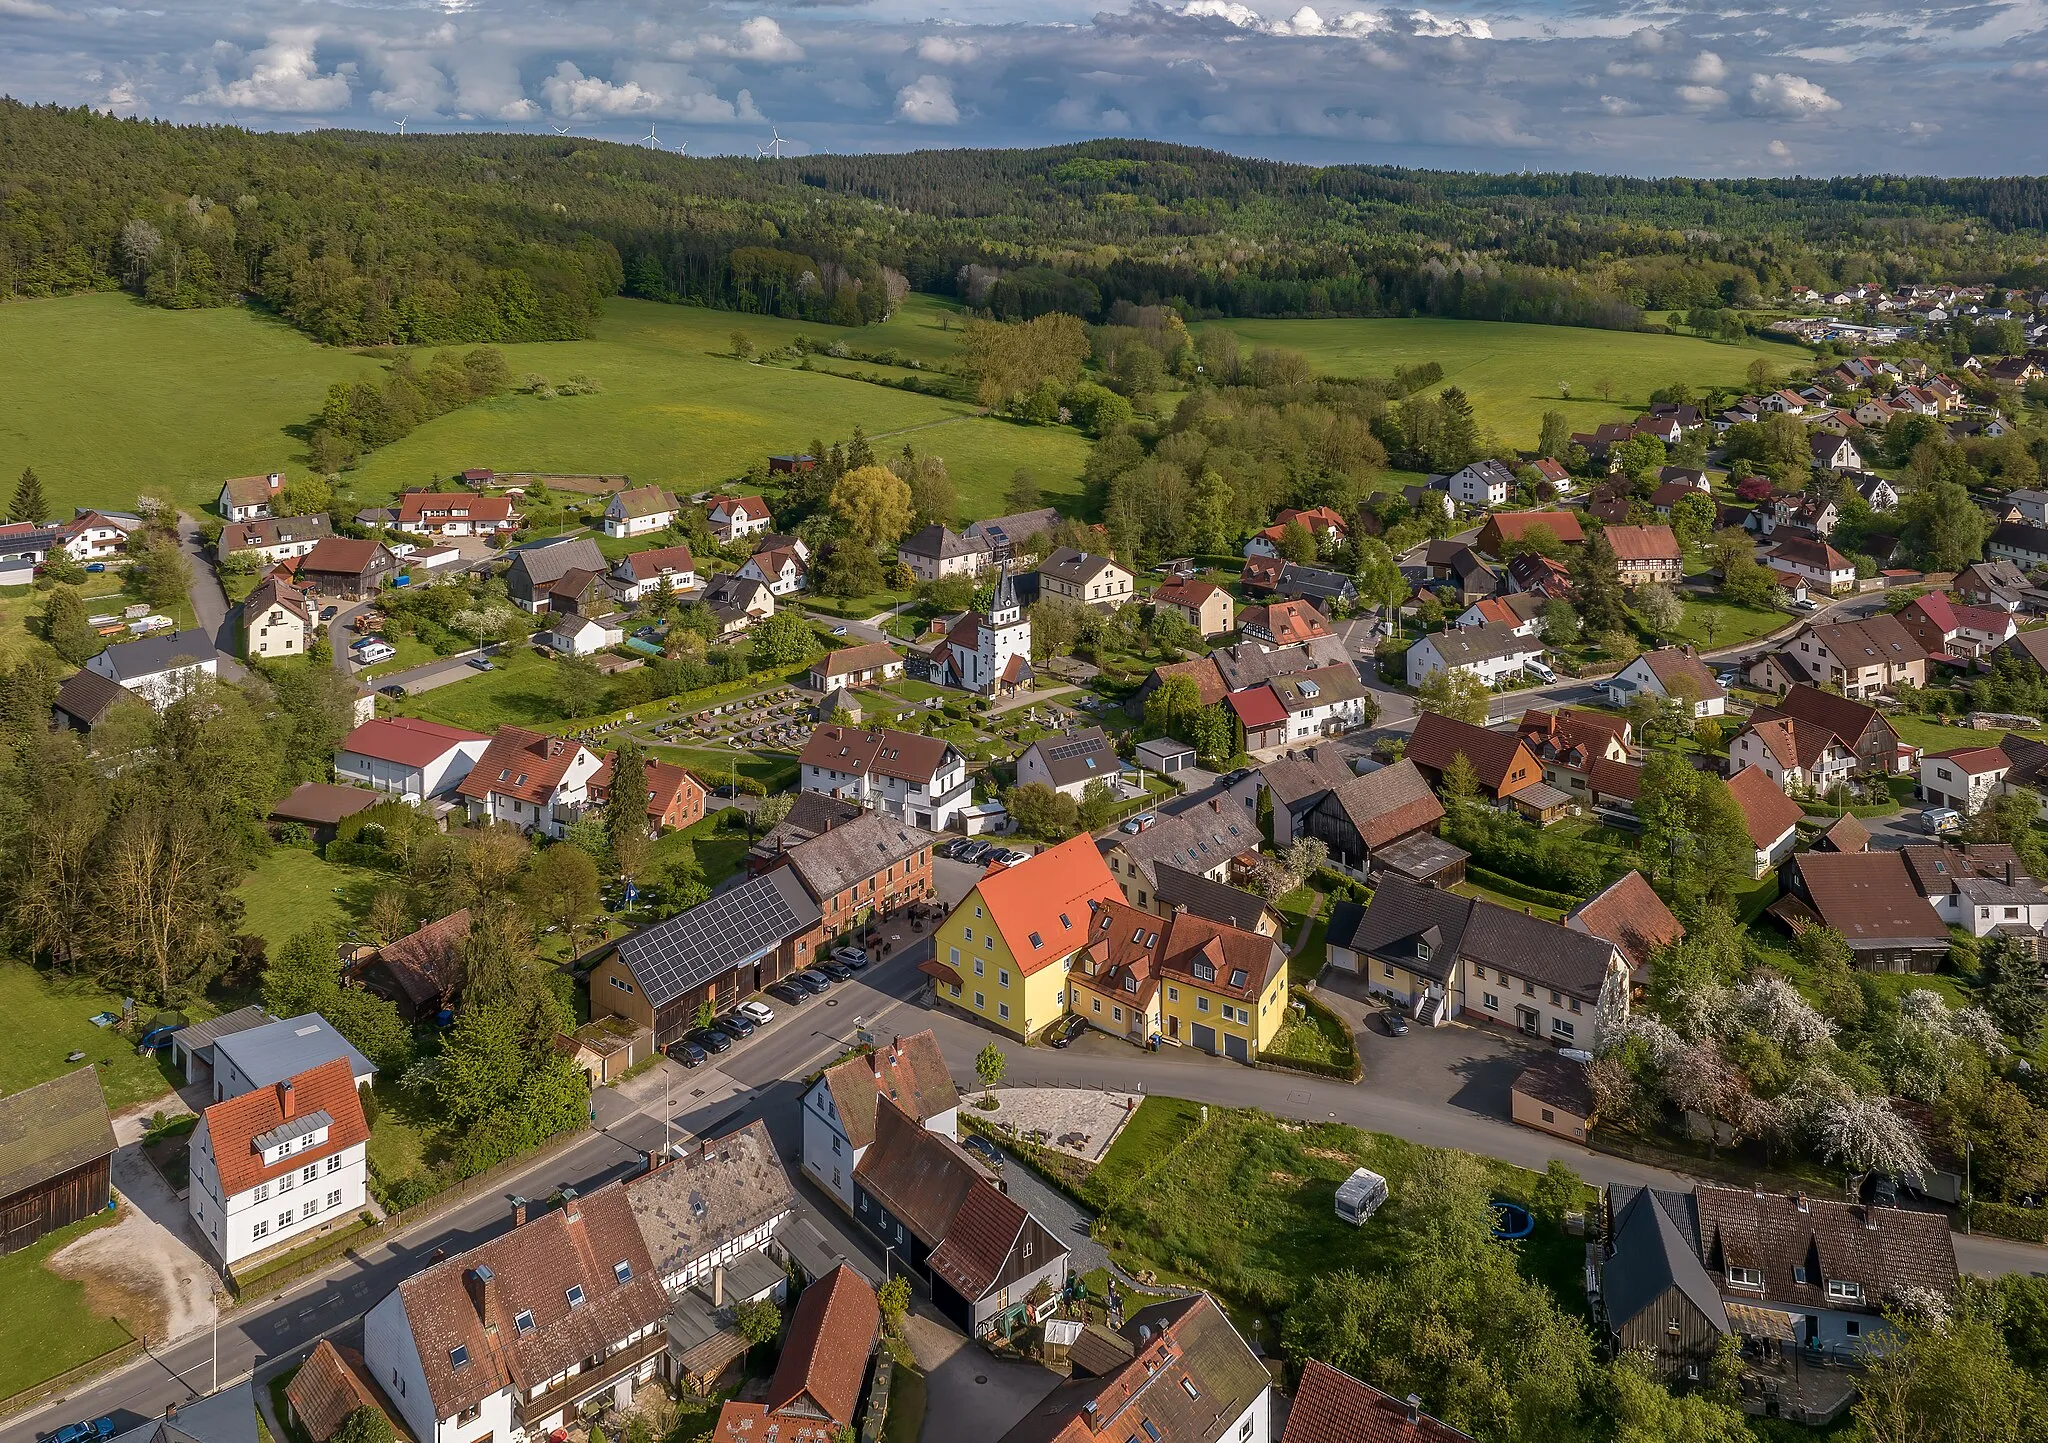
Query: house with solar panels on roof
588 870 823 1047
1016 727 1126 802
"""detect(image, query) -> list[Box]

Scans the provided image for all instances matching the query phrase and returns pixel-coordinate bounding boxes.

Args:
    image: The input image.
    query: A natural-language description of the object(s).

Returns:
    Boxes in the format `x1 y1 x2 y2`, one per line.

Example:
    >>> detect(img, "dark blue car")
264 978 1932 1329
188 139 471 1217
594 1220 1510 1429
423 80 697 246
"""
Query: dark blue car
47 1418 114 1443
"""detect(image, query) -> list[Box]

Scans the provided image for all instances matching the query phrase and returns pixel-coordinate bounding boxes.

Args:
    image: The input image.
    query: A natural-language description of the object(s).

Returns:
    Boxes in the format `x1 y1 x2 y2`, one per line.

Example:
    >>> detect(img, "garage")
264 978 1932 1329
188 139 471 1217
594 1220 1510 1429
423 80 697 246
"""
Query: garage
1225 1033 1249 1063
1191 1023 1216 1054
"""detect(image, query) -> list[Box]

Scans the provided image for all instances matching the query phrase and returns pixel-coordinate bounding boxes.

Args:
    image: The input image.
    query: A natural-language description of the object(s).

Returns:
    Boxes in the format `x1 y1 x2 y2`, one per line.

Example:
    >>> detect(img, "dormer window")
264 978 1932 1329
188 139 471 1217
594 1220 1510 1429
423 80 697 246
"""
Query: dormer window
1416 942 1432 962
1827 1279 1861 1302
1727 1266 1762 1288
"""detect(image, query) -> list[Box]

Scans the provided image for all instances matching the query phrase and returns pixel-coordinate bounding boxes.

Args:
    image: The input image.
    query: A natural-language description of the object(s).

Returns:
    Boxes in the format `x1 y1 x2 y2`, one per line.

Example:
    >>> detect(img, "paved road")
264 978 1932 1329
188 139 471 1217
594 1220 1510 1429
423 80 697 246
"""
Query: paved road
173 515 246 683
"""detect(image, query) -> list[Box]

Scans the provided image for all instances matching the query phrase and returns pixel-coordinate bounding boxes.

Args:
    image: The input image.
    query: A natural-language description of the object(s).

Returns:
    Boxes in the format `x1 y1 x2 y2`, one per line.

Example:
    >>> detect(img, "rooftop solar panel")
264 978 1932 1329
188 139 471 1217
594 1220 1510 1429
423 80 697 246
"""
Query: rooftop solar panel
617 870 823 1006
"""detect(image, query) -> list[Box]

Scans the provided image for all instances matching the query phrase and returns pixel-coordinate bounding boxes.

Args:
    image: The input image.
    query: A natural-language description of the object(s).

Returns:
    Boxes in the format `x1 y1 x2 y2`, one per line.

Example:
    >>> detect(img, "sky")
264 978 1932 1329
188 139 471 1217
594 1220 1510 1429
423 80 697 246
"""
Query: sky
4 0 2046 177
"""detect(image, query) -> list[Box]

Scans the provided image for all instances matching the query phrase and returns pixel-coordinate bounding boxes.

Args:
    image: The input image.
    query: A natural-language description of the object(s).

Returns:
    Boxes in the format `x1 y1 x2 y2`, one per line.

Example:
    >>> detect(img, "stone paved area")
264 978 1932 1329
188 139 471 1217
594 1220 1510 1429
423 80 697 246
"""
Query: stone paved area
981 1138 1108 1278
977 1086 1140 1162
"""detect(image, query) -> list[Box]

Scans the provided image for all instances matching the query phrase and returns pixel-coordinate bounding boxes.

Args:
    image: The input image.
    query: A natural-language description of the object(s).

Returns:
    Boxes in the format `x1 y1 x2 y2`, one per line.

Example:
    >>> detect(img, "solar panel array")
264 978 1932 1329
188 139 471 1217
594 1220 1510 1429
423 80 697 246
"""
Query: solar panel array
1045 734 1108 764
618 872 821 1006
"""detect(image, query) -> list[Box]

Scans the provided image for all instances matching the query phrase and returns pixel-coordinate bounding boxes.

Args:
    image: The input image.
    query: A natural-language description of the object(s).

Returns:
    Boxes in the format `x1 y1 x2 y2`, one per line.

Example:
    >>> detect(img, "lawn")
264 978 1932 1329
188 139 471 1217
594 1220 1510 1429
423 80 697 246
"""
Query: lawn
1290 914 1330 986
234 845 385 953
1668 598 1790 652
0 1209 135 1398
650 745 800 795
360 633 447 678
1895 715 2048 753
648 812 754 889
1195 316 1784 449
1453 878 1566 922
391 646 568 731
1265 992 1351 1068
0 962 191 1112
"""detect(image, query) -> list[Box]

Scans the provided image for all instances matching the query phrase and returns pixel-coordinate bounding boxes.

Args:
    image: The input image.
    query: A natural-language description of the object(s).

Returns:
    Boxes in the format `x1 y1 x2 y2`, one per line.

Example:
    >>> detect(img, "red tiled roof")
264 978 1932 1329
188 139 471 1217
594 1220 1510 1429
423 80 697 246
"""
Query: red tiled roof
455 727 592 806
615 544 695 581
1603 524 1680 562
927 1181 1029 1301
1153 578 1225 611
972 832 1122 977
1568 871 1681 973
200 1056 368 1198
285 1341 399 1443
1227 685 1290 730
1406 712 1539 797
341 717 489 768
1726 765 1806 850
1281 1359 1475 1443
1930 745 2009 775
1482 511 1584 545
819 1029 960 1150
374 909 472 1008
1243 600 1333 647
397 493 513 524
763 1264 879 1425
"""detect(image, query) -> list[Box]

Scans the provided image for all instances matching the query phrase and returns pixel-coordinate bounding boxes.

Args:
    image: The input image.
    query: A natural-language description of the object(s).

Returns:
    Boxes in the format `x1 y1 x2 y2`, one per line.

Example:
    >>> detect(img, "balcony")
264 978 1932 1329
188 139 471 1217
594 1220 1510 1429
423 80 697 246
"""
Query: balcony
518 1332 666 1426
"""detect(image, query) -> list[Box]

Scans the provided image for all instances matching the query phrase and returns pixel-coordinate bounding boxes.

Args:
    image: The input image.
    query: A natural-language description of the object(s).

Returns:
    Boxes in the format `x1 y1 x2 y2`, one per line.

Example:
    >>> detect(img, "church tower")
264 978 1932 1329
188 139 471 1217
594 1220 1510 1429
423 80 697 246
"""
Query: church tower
975 564 1032 694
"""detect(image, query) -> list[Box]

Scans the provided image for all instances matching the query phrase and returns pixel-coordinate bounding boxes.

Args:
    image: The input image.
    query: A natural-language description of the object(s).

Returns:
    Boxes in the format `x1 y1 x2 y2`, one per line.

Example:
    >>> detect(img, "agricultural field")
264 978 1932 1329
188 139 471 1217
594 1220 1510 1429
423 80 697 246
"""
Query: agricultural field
1197 316 1786 448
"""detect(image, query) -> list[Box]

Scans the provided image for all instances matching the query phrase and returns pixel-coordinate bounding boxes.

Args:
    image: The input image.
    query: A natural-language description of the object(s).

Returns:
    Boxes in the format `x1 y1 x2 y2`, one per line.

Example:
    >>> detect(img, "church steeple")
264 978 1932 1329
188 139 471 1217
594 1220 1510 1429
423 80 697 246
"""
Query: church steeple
990 563 1019 624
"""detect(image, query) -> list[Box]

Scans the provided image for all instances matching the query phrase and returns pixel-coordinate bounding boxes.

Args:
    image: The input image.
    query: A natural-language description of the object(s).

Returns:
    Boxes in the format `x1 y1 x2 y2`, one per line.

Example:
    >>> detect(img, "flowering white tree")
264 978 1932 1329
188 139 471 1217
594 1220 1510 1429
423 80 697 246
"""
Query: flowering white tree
1881 989 2005 1103
1812 1091 1932 1182
1728 975 1837 1057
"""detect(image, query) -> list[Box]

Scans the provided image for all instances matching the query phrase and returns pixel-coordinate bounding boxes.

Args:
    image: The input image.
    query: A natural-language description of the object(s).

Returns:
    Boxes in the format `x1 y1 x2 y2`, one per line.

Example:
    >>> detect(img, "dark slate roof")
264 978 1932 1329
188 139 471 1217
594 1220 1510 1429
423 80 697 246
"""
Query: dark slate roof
1151 866 1276 933
1025 727 1120 788
54 667 130 727
1603 1186 1730 1339
95 627 218 681
0 1066 115 1201
1344 876 1619 999
615 869 822 1007
509 536 606 589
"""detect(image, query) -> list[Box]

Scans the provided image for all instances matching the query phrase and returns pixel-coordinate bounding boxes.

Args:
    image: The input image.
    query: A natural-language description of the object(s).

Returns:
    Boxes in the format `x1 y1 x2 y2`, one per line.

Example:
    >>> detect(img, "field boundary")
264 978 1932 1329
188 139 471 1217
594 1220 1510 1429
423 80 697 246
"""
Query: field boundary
0 1338 144 1423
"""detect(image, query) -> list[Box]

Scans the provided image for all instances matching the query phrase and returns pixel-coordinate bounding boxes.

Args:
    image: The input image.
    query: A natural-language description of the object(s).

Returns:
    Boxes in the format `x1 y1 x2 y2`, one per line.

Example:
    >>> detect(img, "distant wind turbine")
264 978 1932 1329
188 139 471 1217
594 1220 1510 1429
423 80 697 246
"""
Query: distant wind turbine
550 123 574 136
757 127 787 159
391 114 409 136
641 123 663 149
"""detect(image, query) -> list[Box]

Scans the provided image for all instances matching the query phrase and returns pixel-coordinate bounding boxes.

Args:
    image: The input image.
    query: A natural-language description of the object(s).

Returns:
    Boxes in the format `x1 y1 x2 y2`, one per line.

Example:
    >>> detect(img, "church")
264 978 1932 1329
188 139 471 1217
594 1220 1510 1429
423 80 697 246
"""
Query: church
919 565 1033 697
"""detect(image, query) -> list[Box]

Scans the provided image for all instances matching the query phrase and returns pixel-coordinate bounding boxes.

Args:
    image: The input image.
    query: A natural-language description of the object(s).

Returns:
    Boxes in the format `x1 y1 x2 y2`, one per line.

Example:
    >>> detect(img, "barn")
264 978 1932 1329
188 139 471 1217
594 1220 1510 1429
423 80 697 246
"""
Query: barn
0 1066 117 1254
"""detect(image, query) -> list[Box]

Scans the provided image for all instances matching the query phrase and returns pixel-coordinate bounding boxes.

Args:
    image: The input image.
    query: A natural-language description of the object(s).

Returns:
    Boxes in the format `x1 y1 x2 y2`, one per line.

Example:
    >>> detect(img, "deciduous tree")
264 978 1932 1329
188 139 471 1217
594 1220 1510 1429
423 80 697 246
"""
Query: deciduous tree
829 464 914 548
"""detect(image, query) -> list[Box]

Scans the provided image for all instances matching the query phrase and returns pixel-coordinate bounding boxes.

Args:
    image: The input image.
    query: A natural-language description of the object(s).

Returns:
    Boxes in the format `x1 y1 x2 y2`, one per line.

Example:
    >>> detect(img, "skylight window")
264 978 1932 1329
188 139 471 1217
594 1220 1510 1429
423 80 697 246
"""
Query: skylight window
449 1345 470 1369
1029 932 1043 950
515 1310 535 1334
566 1284 586 1308
614 1260 633 1283
1229 969 1248 988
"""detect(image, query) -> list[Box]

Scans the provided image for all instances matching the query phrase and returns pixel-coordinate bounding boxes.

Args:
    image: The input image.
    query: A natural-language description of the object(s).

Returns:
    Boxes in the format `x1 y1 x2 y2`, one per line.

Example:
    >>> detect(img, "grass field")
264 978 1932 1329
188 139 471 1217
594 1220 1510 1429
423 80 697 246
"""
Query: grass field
391 646 568 731
648 813 754 889
0 1210 135 1398
0 292 1088 523
1197 316 1783 448
1668 598 1790 651
0 963 190 1112
1895 715 2048 752
233 845 384 952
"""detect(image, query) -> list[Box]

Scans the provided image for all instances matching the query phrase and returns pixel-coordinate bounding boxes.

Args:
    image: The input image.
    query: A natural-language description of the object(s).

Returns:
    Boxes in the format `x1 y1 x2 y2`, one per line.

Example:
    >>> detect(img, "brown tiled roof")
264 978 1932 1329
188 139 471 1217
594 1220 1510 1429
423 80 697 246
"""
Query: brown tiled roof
798 724 956 785
820 1029 959 1150
589 755 704 822
1802 614 1927 668
393 1181 667 1422
455 727 591 806
1726 766 1806 850
1259 746 1358 812
1242 600 1333 647
816 642 904 679
1405 713 1540 797
299 537 388 578
627 1120 795 1284
608 485 677 520
1639 647 1725 700
1751 684 1894 750
1737 716 1842 774
221 473 282 507
1147 657 1229 707
1693 1184 1956 1313
927 1179 1030 1301
851 1099 983 1247
1511 1054 1596 1120
781 811 933 904
1323 760 1444 850
614 544 695 582
54 667 132 728
1151 578 1224 611
246 575 313 624
271 782 384 827
200 1057 367 1198
285 1341 403 1443
397 492 513 525
1604 524 1680 562
763 1264 878 1424
375 910 472 1008
1568 871 1682 973
1791 851 1948 945
0 1066 114 1201
1157 911 1286 1001
1281 1359 1475 1443
1818 812 1870 852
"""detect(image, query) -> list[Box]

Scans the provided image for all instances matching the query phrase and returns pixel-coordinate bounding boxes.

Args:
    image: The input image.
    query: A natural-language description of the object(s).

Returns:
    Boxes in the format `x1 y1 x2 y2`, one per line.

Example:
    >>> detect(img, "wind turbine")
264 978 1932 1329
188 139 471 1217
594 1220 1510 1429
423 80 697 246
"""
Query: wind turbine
757 126 787 159
641 123 663 149
391 114 409 136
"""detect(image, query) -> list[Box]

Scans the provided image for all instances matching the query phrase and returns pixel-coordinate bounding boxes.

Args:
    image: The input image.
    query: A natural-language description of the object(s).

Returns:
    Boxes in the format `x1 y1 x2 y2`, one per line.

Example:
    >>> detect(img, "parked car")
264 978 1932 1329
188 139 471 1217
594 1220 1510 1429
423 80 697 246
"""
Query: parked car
378 684 407 698
995 848 1029 864
832 946 869 970
962 1134 1005 1171
940 838 973 860
818 959 854 982
737 1000 775 1025
467 655 494 670
1378 1011 1409 1037
46 1420 113 1443
688 1026 733 1055
667 1039 707 1069
831 625 849 636
718 1011 756 1038
795 969 832 994
1049 1014 1088 1048
1716 669 1738 687
766 981 807 1006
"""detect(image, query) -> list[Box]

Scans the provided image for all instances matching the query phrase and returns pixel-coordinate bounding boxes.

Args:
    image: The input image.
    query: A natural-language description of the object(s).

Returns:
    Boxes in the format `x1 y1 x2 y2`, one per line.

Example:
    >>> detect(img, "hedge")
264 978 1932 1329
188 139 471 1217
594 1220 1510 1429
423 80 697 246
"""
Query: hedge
1466 866 1585 911
1970 1201 2048 1244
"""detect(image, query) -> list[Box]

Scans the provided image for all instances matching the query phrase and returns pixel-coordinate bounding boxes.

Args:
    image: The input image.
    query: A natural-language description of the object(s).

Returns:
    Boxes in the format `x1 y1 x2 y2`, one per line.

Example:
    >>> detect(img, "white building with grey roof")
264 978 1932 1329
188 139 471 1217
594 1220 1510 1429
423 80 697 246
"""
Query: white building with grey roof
83 627 220 709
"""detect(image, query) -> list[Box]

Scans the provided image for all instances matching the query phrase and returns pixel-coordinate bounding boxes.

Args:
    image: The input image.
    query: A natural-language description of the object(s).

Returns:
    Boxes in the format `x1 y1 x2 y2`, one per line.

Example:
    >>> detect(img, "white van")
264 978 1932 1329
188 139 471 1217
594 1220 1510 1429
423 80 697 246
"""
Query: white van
1526 660 1557 684
1921 807 1962 835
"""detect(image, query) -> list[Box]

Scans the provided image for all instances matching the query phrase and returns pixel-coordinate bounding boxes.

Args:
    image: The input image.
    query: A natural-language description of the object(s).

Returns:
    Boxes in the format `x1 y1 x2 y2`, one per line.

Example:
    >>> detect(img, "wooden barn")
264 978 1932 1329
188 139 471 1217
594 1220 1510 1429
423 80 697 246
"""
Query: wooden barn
0 1066 117 1254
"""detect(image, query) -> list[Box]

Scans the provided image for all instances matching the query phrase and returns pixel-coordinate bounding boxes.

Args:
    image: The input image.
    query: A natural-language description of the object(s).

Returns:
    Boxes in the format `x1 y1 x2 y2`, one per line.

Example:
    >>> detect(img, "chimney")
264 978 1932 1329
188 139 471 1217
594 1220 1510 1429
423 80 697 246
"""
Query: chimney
465 1265 496 1323
511 1195 528 1227
560 1185 581 1223
1863 1207 1879 1232
1405 1395 1422 1425
276 1079 295 1119
713 1265 725 1307
165 1405 178 1423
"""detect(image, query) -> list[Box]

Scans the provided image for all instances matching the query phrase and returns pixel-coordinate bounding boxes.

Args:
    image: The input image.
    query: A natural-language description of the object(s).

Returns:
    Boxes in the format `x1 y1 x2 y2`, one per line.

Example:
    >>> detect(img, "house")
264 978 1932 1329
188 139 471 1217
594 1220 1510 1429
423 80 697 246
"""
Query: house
1261 745 1365 846
701 574 774 636
1209 635 1349 694
538 608 620 657
1749 684 1913 776
56 510 137 563
208 1013 375 1102
297 538 398 600
1658 465 1709 493
806 642 904 693
1919 746 2010 815
1765 536 1857 593
590 869 823 1045
1606 647 1726 717
218 471 284 522
1443 460 1517 508
925 833 1122 1040
2005 490 2048 527
362 1180 668 1443
962 508 1061 564
1810 433 1863 471
589 755 706 835
336 717 491 802
1726 766 1807 876
920 567 1032 697
1509 1053 1597 1147
219 514 333 564
1757 494 1840 540
1455 593 1544 637
1990 522 2048 569
1299 758 1445 876
1404 483 1456 524
1280 1359 1475 1443
1727 719 1855 798
360 911 473 1020
506 537 611 614
396 492 517 538
893 523 990 583
1240 600 1334 651
609 545 697 602
1267 663 1371 742
84 627 220 708
738 541 807 597
1518 710 1641 810
1404 712 1541 803
851 1102 1070 1335
1268 562 1358 611
710 1266 878 1439
1897 592 2018 660
1404 625 1545 689
454 727 603 837
1328 876 1629 1040
706 495 772 544
1017 727 1122 801
1038 547 1134 608
801 1029 958 1213
1277 504 1349 542
1417 540 1497 601
1763 616 1927 699
286 1342 404 1443
772 810 934 945
1900 843 2048 938
51 667 135 733
188 1057 369 1266
1102 806 1260 906
1567 871 1682 977
1853 473 1900 512
243 575 315 660
1600 1184 1955 1371
0 1067 115 1256
1603 525 1683 586
602 486 679 539
1149 866 1284 936
1507 551 1573 600
1475 510 1583 558
799 724 973 831
1150 577 1235 637
1781 852 1951 971
997 1293 1269 1443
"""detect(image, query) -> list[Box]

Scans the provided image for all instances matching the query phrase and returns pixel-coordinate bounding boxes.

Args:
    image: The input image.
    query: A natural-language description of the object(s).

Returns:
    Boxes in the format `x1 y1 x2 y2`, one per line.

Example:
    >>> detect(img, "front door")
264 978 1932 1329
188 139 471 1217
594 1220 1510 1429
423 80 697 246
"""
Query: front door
1224 1033 1249 1063
1516 1005 1540 1036
1192 1024 1216 1054
1166 1015 1179 1040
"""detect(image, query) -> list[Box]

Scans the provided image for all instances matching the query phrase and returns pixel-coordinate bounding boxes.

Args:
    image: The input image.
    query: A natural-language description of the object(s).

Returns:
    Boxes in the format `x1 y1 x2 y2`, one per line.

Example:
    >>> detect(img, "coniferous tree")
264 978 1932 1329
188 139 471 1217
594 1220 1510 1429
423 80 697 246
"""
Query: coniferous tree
11 466 46 525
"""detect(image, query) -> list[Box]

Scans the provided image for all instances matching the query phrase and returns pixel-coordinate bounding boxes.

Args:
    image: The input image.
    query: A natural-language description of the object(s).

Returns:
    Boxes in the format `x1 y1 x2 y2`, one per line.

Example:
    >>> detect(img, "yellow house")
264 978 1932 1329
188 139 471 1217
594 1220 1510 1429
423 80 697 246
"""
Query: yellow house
924 832 1122 1041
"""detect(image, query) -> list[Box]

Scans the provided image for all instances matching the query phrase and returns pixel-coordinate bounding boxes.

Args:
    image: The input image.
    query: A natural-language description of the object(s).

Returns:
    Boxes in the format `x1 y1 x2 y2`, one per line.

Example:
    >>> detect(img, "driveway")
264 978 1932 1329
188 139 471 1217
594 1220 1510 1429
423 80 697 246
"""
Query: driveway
174 513 246 682
903 1310 1059 1443
49 1146 221 1347
978 1134 1108 1277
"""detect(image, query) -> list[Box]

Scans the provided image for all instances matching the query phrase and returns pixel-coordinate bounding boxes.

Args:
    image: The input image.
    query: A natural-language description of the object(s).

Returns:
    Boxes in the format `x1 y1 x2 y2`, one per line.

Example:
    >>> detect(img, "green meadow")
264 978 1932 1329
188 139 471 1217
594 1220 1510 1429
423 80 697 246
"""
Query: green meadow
1197 316 1787 447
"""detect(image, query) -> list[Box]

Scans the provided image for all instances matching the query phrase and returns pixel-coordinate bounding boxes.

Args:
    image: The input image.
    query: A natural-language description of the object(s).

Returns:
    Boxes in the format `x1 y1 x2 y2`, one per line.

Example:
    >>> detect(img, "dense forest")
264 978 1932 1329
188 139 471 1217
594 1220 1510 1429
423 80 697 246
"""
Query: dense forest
6 100 2048 347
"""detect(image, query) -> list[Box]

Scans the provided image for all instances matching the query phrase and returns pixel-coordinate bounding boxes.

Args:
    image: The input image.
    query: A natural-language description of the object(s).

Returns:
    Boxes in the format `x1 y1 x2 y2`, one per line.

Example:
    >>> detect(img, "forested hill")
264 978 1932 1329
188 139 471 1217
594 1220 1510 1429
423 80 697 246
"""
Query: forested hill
5 99 2048 349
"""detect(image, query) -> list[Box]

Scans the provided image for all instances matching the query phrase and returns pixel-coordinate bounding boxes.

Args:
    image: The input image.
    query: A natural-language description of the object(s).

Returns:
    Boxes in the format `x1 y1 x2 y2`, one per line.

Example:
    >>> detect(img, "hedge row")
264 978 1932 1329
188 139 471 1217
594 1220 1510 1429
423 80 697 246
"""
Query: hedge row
1971 1201 2048 1244
1466 866 1585 911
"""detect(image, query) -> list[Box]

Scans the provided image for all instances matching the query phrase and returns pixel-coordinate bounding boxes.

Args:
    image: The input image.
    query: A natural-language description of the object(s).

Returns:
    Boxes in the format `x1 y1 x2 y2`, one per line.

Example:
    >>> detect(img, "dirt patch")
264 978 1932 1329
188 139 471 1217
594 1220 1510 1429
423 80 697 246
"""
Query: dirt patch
1303 1147 1355 1164
50 1149 221 1346
1267 1170 1303 1186
48 1201 171 1342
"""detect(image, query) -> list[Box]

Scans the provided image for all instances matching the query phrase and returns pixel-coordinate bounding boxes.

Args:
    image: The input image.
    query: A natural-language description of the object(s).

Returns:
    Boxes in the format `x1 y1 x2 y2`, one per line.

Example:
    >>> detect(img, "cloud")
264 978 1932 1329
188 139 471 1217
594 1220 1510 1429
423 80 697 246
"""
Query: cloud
1175 1 1391 36
541 62 661 117
1747 72 1841 116
186 30 353 112
1687 51 1726 83
1767 139 1793 162
1677 85 1728 108
895 73 959 124
0 0 65 18
698 18 804 62
917 36 980 63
